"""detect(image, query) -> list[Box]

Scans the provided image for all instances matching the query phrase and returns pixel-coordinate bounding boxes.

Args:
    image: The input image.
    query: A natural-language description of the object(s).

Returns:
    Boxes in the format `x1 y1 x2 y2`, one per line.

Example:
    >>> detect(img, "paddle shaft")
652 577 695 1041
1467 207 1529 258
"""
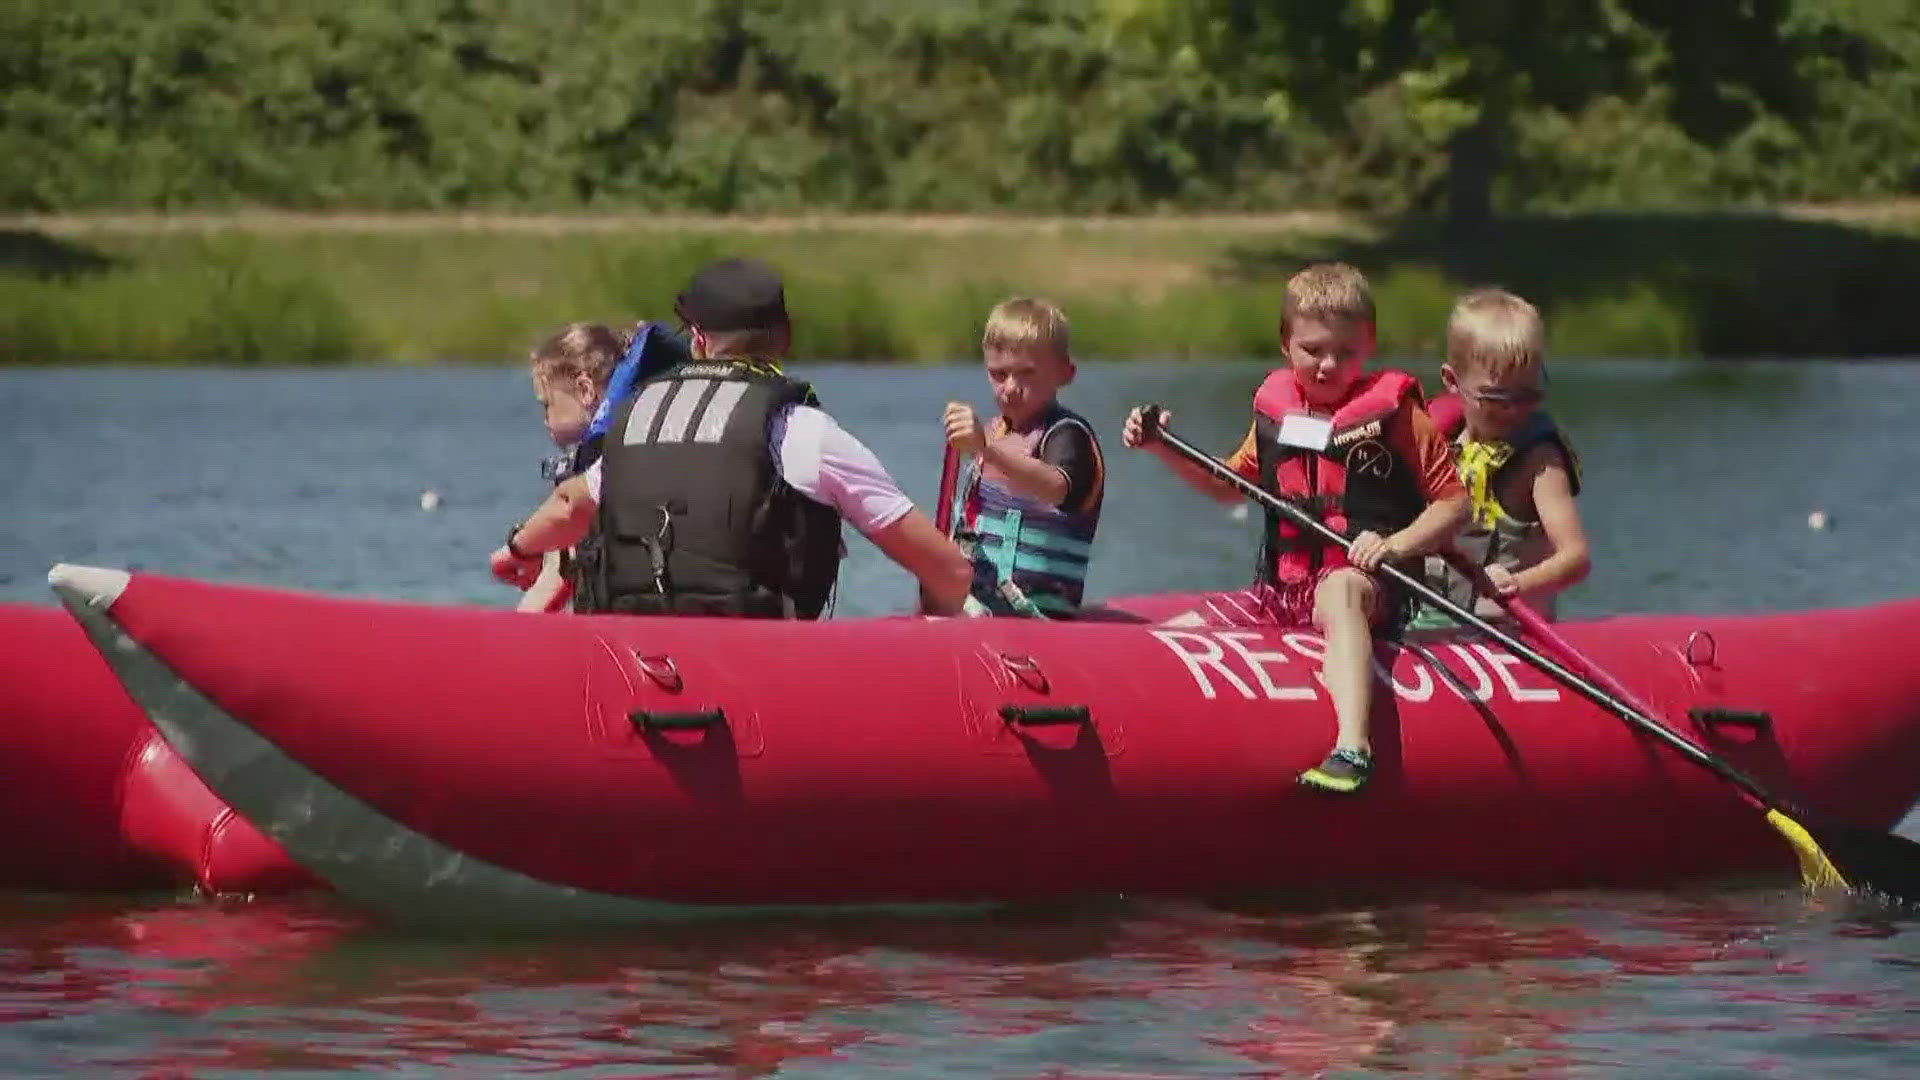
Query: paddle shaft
1441 551 1779 818
1141 410 1799 816
935 442 961 539
1473 564 1678 733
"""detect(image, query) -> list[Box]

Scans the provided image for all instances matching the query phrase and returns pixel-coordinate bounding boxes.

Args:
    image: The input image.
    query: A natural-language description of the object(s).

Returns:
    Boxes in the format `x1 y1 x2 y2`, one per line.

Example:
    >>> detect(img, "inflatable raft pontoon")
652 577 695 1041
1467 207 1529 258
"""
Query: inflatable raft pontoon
35 563 1920 924
0 602 313 894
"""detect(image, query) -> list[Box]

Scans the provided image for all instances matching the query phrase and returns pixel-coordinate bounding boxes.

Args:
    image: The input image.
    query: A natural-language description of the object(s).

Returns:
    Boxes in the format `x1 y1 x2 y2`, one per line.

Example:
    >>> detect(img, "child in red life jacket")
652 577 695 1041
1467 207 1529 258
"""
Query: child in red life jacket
1124 263 1468 794
942 298 1105 617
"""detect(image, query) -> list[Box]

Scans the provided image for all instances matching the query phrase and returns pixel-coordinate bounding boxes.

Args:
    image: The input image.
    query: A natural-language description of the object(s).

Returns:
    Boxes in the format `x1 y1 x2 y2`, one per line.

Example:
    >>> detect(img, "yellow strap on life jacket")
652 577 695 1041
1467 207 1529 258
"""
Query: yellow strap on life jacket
1456 437 1523 531
726 356 785 379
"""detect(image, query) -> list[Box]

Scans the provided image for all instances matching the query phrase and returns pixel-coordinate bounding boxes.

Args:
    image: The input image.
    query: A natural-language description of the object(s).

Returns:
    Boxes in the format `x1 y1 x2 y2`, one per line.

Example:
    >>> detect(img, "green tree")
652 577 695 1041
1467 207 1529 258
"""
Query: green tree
1110 0 1890 229
0 1 1914 216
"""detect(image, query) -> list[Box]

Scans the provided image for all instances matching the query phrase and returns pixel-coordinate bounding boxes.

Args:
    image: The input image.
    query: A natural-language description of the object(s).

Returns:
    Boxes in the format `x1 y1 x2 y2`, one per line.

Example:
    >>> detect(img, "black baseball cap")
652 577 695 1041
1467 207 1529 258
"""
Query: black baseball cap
674 257 788 332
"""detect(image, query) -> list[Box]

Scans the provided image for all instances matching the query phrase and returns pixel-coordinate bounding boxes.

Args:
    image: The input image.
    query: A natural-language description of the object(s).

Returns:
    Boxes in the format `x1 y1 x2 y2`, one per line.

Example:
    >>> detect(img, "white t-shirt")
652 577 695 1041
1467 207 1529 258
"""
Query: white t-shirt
582 404 914 535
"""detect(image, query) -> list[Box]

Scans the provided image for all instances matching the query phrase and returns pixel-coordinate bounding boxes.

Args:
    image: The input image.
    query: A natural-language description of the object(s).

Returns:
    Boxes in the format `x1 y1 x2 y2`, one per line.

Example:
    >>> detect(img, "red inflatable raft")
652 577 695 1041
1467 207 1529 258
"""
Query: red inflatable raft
37 565 1920 923
0 602 316 895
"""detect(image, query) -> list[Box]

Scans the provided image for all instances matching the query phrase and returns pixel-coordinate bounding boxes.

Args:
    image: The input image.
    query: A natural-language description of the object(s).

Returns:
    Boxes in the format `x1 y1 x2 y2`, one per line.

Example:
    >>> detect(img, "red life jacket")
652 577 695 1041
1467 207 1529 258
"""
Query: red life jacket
1252 368 1429 584
1425 390 1466 441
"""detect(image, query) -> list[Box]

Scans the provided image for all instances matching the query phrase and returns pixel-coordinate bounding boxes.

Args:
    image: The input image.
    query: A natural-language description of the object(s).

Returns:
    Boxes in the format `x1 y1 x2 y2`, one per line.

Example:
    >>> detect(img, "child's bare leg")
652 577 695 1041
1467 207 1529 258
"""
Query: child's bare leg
1297 567 1381 794
1316 568 1379 754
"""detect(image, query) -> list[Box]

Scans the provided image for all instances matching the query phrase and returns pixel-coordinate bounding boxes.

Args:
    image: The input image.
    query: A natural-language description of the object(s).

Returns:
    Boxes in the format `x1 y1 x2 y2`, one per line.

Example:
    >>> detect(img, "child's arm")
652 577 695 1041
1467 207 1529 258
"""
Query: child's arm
979 438 1072 507
1001 416 1103 511
1123 407 1252 507
491 473 598 589
1377 400 1470 559
943 404 1087 509
1386 492 1470 558
515 551 574 613
1504 446 1590 598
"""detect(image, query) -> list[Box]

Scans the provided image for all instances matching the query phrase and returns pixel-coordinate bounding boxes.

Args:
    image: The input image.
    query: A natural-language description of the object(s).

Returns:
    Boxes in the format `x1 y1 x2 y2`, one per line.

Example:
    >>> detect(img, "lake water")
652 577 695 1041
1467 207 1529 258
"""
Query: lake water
4 360 1920 1077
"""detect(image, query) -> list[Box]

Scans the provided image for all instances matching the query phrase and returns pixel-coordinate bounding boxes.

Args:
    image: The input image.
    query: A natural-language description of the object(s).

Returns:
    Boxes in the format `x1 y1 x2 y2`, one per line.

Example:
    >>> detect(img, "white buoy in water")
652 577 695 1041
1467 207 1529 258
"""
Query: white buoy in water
1807 509 1829 531
420 489 442 512
1229 504 1250 522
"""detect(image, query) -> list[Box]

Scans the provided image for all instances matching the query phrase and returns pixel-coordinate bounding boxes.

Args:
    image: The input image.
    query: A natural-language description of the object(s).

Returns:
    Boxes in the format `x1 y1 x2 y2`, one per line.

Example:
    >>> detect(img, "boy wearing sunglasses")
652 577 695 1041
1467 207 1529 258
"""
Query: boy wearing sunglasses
1424 288 1591 622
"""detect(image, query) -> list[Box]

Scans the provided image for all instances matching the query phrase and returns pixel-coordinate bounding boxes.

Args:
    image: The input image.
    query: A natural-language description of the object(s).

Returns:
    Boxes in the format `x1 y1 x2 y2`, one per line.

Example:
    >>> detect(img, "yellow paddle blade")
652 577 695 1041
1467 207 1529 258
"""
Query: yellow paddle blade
1766 808 1851 890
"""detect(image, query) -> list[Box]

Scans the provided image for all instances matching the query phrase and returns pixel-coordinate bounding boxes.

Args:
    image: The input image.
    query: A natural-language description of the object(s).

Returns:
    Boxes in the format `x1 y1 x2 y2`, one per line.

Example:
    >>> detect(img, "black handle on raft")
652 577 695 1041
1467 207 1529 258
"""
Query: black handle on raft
630 708 727 732
1689 707 1773 730
999 703 1091 726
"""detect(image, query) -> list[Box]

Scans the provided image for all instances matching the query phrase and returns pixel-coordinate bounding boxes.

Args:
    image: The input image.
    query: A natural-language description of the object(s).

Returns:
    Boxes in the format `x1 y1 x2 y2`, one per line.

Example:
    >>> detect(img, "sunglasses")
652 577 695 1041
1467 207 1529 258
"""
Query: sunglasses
1461 385 1544 406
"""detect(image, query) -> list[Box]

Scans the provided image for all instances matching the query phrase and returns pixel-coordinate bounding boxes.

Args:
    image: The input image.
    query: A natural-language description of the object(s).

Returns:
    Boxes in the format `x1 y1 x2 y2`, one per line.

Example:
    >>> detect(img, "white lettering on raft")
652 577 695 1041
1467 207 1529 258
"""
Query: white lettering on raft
1152 631 1256 701
1217 632 1316 700
1148 630 1561 704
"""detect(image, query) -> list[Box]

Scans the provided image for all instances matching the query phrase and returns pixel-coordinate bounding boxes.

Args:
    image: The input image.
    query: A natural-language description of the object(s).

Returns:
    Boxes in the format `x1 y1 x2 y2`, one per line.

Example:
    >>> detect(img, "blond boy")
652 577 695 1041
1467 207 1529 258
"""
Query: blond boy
1124 264 1468 793
1425 288 1591 620
942 298 1105 616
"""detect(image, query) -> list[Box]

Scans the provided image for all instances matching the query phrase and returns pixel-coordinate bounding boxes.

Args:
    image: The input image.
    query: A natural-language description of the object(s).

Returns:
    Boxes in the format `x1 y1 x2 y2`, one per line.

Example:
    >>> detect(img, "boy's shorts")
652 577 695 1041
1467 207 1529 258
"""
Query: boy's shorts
1254 566 1411 632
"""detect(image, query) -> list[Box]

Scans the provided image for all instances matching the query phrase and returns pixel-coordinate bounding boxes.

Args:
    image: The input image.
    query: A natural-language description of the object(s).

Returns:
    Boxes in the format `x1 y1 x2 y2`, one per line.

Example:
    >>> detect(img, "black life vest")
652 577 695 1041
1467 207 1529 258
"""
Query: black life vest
1252 368 1429 584
571 361 843 619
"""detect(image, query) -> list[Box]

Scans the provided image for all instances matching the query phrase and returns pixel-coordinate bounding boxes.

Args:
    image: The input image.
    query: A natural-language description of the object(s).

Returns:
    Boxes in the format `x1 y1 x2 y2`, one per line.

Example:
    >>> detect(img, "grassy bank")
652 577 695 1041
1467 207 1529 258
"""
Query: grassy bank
6 208 1920 364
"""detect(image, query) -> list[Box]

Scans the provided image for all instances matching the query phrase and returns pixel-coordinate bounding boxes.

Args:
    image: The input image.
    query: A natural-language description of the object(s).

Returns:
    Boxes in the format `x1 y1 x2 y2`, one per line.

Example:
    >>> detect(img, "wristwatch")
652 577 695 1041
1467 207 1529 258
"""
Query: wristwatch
505 525 535 560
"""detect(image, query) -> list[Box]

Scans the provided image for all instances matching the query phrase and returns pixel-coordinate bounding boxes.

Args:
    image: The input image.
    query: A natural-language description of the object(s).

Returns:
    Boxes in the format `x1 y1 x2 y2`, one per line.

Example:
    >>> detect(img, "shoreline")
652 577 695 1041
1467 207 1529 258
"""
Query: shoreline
6 206 1920 365
3 210 1360 236
11 199 1920 233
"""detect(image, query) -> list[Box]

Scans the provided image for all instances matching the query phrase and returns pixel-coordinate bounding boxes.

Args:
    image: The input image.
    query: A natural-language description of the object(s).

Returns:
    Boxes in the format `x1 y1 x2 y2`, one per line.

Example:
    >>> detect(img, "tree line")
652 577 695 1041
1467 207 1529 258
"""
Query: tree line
3 1 1917 222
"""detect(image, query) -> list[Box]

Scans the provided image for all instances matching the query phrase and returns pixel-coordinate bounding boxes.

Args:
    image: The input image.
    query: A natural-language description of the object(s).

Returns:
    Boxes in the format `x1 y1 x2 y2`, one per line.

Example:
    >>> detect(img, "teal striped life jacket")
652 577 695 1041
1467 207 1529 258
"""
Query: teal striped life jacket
951 406 1103 617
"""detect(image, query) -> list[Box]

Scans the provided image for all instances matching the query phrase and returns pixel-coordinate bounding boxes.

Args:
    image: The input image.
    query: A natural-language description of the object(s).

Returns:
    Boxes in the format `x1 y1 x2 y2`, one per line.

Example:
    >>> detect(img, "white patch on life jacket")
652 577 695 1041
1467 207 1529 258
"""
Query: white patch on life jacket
1277 412 1333 451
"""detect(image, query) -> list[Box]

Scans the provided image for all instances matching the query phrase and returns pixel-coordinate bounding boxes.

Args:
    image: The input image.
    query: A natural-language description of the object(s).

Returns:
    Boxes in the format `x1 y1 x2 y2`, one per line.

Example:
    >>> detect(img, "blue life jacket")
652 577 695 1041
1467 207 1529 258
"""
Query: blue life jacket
541 322 692 483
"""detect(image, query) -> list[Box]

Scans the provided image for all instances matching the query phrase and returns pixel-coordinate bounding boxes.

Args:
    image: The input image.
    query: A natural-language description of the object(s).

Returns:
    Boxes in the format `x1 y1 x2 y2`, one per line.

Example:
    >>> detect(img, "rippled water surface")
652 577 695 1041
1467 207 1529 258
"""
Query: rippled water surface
4 360 1920 1077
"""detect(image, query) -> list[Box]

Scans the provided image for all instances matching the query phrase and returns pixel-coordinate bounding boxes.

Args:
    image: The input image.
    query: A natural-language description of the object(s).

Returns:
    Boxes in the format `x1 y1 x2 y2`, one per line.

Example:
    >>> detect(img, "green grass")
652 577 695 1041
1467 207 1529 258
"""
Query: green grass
5 208 1920 364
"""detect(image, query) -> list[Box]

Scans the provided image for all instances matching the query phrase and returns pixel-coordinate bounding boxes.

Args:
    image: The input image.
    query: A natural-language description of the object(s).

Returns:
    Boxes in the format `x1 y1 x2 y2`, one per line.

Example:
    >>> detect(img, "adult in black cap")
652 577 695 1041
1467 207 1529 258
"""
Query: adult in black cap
491 257 972 618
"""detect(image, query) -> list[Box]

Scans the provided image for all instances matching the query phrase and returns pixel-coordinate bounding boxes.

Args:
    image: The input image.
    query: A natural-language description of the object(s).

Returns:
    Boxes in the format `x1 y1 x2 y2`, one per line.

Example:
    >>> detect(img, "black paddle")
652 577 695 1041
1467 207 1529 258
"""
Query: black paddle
1135 404 1920 908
